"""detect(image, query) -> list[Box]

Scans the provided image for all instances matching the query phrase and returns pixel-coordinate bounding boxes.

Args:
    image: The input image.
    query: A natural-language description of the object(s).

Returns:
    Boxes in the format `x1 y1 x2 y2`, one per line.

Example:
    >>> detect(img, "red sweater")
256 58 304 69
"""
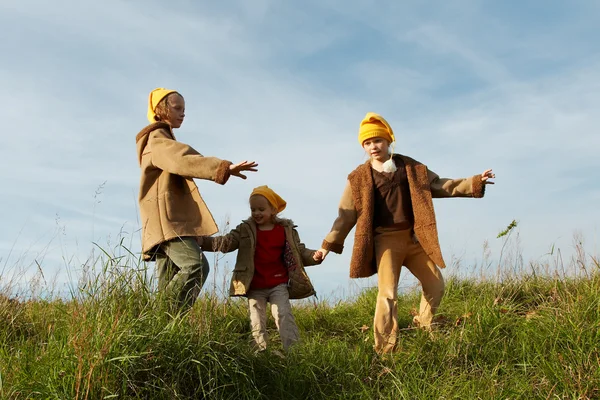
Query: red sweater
251 224 289 290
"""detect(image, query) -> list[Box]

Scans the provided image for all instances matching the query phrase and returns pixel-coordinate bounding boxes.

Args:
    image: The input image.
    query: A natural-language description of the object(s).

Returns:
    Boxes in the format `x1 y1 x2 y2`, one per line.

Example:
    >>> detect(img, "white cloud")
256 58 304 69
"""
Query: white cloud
1 0 598 299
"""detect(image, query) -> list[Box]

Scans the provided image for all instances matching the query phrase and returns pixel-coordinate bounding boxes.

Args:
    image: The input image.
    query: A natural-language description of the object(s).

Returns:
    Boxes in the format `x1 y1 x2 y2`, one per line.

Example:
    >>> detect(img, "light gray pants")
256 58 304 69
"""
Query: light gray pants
247 283 299 351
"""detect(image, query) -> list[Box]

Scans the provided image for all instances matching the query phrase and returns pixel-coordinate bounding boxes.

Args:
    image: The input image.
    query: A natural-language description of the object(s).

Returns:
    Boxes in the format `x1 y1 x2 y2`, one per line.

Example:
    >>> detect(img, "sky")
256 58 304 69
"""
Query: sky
1 0 599 301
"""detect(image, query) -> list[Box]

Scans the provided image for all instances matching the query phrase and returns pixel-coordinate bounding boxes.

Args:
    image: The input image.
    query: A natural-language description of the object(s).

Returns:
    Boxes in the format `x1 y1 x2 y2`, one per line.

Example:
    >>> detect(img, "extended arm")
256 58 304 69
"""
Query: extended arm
292 228 321 266
428 168 494 198
201 224 243 253
149 129 232 184
319 181 358 257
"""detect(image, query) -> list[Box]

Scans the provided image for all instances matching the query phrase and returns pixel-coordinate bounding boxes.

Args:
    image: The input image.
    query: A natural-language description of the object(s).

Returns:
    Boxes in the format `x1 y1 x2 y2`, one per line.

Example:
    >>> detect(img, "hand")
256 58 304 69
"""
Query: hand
481 169 495 184
313 249 329 262
230 161 258 179
196 236 204 246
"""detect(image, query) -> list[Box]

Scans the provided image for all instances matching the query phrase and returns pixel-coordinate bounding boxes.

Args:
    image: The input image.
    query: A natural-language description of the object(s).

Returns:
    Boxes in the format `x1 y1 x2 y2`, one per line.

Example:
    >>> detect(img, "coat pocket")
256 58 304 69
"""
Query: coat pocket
164 192 199 223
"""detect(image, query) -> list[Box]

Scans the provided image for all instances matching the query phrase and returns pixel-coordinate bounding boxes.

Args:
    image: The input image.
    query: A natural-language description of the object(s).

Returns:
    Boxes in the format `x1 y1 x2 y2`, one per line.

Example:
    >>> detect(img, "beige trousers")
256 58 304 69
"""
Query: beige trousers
373 229 445 353
247 283 300 352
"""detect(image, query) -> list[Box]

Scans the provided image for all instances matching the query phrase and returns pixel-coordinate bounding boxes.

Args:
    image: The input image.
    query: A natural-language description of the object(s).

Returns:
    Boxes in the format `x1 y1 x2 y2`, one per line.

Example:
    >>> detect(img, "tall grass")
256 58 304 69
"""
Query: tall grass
0 236 599 399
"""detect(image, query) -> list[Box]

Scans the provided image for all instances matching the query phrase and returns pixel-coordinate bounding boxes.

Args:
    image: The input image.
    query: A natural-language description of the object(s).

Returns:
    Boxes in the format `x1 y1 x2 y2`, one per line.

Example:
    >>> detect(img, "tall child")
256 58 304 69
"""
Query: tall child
315 112 495 353
202 185 321 351
136 87 258 311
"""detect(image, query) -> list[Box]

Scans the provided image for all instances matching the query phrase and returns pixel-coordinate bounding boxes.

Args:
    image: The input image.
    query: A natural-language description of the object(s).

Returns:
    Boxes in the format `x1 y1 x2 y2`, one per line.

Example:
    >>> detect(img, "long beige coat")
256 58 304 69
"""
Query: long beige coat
136 122 232 260
322 154 485 278
202 218 319 299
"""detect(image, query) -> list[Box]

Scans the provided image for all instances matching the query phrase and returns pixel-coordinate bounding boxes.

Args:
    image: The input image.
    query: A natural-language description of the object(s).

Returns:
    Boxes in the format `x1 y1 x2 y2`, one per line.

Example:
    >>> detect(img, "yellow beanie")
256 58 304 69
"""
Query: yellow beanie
147 88 178 123
358 112 395 145
250 185 287 213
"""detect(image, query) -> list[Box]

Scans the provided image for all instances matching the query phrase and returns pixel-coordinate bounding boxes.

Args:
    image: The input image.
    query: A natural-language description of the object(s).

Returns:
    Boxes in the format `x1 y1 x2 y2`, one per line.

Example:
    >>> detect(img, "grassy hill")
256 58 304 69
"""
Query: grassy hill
1 254 598 399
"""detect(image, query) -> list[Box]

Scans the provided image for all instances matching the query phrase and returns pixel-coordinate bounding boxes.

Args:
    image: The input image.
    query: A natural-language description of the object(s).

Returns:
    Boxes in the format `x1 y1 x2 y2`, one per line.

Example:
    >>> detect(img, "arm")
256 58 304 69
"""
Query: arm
149 129 232 184
320 180 358 254
201 224 243 253
292 228 321 267
427 169 486 199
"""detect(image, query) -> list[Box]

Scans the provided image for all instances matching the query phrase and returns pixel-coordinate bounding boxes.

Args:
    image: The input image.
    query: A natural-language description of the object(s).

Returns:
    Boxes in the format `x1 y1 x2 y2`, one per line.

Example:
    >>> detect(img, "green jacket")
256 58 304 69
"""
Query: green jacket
203 218 319 299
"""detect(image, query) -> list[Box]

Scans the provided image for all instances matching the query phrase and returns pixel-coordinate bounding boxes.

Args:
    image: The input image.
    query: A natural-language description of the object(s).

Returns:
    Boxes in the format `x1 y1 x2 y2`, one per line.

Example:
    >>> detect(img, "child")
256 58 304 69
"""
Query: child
202 185 321 352
136 87 258 311
315 112 495 353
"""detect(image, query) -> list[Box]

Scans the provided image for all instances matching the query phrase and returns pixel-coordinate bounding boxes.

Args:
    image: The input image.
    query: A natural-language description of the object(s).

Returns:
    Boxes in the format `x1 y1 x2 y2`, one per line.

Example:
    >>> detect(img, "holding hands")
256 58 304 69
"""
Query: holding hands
313 249 329 263
230 161 258 179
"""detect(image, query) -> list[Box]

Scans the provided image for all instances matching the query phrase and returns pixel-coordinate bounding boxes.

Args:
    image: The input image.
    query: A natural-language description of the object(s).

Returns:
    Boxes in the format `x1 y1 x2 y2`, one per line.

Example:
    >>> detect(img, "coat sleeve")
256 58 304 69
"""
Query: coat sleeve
427 169 485 199
292 228 320 267
321 180 358 254
201 224 242 253
149 129 232 184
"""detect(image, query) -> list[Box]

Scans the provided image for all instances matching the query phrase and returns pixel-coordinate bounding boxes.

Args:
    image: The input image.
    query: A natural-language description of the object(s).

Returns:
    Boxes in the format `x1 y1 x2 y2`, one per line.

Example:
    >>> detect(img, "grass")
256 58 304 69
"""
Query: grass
0 244 599 399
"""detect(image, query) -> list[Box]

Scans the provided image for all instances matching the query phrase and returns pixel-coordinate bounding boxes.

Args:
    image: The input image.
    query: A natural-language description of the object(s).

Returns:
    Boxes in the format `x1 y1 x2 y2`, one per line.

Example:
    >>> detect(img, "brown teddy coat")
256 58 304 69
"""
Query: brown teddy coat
321 154 485 278
136 122 232 260
202 218 319 299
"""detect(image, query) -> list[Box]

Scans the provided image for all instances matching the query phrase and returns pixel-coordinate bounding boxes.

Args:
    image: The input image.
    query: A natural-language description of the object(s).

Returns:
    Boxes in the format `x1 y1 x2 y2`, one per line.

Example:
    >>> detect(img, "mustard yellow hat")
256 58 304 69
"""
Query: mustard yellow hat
250 185 287 213
358 112 395 145
147 88 178 123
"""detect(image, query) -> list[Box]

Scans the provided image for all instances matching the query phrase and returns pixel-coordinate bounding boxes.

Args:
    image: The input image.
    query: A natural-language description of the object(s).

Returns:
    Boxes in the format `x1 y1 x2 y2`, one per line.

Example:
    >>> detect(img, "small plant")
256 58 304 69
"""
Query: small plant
497 219 518 239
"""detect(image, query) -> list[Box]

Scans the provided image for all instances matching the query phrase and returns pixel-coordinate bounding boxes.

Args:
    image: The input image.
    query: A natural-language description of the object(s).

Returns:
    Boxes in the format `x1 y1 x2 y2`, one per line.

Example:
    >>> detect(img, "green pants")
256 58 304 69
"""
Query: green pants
155 237 210 311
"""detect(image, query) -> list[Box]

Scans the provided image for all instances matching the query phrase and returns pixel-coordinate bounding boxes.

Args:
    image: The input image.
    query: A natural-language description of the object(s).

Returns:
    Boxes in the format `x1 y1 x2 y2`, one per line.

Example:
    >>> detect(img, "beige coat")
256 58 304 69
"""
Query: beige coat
202 218 319 299
322 154 485 278
136 122 232 260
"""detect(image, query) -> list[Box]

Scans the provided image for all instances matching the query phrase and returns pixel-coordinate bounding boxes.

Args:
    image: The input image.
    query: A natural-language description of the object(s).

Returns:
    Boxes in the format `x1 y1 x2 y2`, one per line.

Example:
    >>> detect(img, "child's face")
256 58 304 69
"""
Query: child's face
362 137 390 162
165 94 186 128
249 195 276 226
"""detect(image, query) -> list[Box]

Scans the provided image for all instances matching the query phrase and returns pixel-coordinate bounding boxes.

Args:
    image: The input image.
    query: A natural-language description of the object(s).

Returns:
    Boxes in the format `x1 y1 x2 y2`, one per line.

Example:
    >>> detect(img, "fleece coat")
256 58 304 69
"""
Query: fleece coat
202 218 319 299
136 122 232 260
322 154 485 278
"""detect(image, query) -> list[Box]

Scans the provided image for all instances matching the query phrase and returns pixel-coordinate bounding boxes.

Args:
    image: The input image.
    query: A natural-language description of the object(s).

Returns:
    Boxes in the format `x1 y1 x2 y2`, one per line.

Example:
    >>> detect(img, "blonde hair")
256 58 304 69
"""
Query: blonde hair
153 92 182 122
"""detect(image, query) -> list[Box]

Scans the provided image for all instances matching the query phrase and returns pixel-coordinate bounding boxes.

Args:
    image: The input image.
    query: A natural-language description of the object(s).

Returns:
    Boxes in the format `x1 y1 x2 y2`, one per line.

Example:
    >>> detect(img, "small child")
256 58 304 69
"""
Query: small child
202 185 321 352
136 88 258 312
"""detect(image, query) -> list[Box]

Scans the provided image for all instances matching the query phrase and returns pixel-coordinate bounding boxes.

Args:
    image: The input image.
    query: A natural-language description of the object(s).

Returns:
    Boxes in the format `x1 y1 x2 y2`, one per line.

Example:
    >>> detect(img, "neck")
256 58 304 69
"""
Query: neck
257 221 275 231
371 153 394 172
370 157 385 172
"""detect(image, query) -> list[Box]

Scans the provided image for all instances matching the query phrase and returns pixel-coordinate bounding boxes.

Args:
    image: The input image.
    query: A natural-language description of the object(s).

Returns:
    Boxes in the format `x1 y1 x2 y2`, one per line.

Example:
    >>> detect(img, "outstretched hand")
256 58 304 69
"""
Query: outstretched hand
313 249 330 263
230 161 258 179
481 169 495 184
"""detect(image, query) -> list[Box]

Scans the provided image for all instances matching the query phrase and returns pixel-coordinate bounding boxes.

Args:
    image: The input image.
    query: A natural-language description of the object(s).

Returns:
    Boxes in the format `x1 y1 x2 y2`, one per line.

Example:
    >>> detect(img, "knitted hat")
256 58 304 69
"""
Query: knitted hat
147 88 178 123
250 185 287 213
358 112 395 145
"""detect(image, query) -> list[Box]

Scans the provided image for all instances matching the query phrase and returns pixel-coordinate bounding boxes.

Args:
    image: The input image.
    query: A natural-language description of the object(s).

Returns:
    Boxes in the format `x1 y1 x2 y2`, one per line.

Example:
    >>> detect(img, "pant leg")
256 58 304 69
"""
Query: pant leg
373 230 408 353
403 242 445 328
160 237 210 311
269 284 300 352
156 254 178 292
248 289 269 351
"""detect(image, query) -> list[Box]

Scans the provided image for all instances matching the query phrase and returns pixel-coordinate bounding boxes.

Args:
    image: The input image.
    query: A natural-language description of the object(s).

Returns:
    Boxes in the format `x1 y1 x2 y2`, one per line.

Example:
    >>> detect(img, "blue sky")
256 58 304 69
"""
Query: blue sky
1 0 599 300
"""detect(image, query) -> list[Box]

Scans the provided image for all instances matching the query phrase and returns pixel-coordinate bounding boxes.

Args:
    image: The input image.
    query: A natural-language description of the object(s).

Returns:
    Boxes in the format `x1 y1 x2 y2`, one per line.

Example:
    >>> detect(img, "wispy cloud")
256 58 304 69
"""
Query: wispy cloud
2 0 599 299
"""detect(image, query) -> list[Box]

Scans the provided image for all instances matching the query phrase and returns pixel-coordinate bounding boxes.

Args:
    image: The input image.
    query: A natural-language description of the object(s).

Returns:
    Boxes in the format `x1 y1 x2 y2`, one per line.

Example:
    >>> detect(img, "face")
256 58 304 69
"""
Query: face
362 137 390 162
249 195 276 226
165 94 185 128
